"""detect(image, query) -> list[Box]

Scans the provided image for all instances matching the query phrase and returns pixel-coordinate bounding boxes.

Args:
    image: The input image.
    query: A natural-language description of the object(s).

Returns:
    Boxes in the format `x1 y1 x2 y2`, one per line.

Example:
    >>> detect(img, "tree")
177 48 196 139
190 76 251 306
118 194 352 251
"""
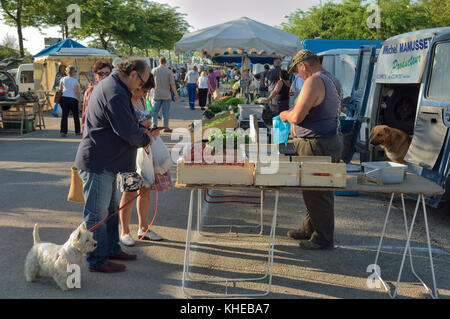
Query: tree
0 0 34 57
282 0 450 41
24 0 87 39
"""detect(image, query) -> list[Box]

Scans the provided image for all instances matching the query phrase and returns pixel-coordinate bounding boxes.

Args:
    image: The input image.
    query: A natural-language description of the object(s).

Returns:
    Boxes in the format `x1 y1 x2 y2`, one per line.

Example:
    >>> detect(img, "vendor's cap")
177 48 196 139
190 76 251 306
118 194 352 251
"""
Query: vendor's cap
288 49 318 73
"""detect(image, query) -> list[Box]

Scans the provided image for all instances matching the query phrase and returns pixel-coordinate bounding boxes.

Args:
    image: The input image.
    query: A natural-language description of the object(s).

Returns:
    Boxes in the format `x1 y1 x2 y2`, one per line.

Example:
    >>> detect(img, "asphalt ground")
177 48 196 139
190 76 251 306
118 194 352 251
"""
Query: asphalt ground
0 98 449 300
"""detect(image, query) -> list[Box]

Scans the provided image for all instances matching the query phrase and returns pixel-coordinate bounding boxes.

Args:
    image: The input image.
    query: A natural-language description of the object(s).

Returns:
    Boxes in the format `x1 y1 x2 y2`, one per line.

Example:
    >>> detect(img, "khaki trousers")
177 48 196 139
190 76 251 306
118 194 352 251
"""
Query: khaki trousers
292 134 343 247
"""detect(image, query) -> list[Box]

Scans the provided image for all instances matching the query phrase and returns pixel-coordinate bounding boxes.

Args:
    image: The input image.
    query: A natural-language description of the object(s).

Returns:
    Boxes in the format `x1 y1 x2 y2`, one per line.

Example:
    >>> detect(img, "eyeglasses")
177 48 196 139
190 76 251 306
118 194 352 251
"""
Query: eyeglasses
97 71 110 77
136 71 146 87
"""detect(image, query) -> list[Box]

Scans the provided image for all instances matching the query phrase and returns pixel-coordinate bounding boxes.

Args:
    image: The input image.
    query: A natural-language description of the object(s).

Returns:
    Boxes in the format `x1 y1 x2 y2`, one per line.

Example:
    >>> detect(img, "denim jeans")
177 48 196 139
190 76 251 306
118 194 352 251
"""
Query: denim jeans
78 170 122 269
151 99 171 128
186 83 197 109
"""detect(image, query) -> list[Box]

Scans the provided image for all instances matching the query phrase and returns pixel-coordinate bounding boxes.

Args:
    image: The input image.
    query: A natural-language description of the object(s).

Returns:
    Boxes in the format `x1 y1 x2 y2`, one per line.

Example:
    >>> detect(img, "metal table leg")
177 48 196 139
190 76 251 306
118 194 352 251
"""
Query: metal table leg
373 193 439 299
182 188 279 297
198 189 264 236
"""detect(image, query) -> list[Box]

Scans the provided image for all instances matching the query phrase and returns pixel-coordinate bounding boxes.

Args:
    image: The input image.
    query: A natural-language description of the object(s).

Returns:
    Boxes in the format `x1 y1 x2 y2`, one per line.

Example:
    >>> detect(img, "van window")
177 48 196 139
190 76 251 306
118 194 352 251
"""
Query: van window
20 71 33 84
427 41 450 100
355 51 371 95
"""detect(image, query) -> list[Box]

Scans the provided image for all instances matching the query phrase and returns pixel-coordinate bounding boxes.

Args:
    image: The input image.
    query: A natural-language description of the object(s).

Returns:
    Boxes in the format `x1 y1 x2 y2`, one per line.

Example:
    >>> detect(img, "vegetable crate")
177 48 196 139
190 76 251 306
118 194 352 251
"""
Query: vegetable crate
300 162 347 187
176 159 255 186
254 161 300 186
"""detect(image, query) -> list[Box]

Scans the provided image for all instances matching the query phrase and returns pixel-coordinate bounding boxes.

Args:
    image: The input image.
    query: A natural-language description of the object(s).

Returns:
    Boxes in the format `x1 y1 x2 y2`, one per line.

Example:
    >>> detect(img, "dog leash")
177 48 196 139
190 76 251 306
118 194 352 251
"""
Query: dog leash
88 187 159 238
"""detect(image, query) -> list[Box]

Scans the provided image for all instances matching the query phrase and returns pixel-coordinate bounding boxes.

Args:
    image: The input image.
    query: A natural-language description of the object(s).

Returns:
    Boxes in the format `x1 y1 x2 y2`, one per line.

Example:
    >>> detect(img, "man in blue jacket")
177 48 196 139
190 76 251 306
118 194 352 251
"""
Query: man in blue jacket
75 58 156 273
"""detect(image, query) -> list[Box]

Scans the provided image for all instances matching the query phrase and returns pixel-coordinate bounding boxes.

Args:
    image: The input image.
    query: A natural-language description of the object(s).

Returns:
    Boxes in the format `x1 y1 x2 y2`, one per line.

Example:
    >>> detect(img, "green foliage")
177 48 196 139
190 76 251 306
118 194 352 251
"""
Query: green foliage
282 0 450 41
209 97 245 114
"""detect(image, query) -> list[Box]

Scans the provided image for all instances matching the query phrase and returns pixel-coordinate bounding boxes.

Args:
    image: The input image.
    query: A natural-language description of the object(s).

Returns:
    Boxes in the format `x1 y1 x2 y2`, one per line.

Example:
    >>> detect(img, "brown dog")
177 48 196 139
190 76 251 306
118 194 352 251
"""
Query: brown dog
369 125 411 164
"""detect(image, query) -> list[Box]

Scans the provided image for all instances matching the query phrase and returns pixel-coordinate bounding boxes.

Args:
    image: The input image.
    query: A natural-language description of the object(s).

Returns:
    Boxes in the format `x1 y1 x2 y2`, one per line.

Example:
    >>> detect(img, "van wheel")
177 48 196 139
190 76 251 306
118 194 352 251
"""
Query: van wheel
382 88 418 135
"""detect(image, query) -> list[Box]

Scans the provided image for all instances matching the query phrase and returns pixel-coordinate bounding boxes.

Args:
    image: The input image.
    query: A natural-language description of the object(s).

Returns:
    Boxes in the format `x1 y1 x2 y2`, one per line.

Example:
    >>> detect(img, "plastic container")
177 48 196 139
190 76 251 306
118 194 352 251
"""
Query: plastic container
238 104 264 120
361 161 407 184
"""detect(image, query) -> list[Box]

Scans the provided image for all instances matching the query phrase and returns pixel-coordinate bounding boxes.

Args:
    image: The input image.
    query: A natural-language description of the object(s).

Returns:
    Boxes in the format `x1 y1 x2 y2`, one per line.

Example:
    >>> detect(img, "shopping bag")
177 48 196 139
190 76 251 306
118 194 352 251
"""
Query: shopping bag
179 87 187 97
272 115 291 145
52 103 62 117
67 166 84 203
212 88 221 101
150 136 172 174
136 147 155 186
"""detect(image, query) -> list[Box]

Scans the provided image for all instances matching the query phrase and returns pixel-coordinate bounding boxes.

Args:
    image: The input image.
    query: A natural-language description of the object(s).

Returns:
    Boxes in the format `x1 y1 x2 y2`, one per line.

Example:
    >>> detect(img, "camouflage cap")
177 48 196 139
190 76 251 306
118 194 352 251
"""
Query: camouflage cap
288 49 318 73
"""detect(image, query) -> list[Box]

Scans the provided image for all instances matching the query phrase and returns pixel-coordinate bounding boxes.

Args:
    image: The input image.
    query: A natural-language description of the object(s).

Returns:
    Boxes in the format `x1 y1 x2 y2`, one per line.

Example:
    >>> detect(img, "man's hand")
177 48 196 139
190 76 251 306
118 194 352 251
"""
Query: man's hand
280 111 289 122
173 94 179 102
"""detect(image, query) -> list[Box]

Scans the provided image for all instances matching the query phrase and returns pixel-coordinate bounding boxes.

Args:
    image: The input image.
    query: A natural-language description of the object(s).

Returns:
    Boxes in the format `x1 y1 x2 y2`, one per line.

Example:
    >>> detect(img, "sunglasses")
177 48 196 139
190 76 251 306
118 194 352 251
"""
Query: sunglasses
97 71 110 77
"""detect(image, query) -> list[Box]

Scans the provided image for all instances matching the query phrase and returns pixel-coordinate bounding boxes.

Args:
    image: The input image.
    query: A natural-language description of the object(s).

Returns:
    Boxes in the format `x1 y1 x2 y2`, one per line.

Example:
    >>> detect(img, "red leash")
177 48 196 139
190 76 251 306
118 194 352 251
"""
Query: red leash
88 188 159 234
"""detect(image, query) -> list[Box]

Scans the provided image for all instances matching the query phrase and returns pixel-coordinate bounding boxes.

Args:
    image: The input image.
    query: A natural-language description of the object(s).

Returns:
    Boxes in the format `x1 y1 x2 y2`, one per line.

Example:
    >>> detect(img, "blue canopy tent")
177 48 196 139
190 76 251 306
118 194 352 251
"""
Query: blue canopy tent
33 39 86 58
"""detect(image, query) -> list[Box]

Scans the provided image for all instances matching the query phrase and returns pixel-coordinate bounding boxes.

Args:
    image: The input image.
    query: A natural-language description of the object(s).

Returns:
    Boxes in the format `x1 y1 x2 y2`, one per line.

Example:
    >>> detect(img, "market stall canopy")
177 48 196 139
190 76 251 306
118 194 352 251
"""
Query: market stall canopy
32 39 116 94
174 17 301 57
209 48 281 64
33 39 86 58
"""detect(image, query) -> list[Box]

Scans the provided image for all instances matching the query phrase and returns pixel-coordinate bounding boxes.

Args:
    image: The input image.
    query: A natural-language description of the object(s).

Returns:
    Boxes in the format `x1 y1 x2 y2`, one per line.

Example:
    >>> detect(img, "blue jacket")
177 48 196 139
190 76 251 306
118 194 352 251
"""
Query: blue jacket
74 73 150 173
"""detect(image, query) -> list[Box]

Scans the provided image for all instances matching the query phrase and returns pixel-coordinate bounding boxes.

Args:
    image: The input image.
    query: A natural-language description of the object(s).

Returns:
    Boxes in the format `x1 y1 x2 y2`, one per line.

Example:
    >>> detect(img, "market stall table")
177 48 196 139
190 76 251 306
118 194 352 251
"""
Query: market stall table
176 172 444 298
0 99 44 134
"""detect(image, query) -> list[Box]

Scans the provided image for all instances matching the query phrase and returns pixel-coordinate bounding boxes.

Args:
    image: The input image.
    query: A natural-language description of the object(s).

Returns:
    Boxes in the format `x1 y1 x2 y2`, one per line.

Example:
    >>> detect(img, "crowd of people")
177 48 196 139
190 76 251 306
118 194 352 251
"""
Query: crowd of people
56 47 343 273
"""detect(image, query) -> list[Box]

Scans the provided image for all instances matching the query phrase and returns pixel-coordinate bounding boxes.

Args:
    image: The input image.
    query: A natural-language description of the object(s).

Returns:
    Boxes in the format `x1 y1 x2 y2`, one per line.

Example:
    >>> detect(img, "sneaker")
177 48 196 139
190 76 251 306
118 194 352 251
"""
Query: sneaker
60 133 67 137
120 234 135 247
138 229 163 241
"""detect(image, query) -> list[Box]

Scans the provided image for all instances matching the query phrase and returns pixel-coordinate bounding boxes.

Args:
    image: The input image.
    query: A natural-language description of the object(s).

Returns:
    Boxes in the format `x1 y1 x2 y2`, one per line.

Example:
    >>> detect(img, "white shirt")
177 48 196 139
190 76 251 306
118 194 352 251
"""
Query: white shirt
198 76 209 89
61 76 79 100
185 70 199 84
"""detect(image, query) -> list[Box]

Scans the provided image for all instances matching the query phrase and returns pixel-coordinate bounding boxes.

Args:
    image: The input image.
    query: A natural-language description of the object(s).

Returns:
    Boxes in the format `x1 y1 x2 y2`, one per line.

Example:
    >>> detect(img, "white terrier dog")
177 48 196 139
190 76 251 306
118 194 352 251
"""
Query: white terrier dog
24 222 97 291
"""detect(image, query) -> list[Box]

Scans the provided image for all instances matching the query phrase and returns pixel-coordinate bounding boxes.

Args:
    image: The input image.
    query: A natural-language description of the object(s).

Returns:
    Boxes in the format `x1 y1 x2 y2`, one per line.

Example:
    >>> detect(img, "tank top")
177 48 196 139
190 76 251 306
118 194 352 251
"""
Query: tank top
293 71 342 138
278 80 290 109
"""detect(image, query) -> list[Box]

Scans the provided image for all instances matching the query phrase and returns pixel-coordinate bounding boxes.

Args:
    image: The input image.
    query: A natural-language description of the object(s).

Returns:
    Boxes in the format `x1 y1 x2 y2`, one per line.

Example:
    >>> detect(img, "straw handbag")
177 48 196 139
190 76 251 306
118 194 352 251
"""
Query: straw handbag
67 166 85 203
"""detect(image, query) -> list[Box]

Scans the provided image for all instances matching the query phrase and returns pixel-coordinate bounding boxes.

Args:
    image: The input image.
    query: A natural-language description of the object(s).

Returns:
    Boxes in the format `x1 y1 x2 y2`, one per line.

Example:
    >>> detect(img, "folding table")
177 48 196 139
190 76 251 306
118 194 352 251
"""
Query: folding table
176 172 444 298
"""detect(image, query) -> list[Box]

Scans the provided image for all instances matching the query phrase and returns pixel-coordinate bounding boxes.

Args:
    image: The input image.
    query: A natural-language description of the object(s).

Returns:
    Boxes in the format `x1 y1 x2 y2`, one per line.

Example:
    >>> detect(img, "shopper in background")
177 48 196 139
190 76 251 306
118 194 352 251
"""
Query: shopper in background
207 68 217 105
59 65 81 137
185 65 199 109
151 57 178 133
262 69 291 116
81 60 112 134
197 71 211 110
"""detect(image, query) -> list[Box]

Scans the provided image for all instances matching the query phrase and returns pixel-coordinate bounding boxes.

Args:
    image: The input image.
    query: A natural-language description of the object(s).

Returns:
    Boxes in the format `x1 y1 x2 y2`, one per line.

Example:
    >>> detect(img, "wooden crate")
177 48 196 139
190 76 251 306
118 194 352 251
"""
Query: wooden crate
292 156 331 163
176 159 254 186
300 162 346 187
254 161 300 186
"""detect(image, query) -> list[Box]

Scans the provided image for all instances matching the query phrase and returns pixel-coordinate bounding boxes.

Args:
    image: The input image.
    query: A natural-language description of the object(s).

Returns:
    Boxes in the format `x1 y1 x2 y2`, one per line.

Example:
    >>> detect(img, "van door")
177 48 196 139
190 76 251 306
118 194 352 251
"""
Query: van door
405 33 450 206
341 45 377 163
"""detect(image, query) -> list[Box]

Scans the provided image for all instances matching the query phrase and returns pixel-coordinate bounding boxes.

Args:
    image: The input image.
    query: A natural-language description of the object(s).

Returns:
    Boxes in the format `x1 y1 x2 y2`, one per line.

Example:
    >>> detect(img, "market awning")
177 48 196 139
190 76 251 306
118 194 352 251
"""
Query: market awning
174 17 301 57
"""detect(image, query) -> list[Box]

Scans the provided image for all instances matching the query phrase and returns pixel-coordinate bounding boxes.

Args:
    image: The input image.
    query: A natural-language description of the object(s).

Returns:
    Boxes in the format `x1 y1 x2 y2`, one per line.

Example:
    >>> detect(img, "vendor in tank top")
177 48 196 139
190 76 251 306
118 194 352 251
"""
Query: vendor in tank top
280 49 344 251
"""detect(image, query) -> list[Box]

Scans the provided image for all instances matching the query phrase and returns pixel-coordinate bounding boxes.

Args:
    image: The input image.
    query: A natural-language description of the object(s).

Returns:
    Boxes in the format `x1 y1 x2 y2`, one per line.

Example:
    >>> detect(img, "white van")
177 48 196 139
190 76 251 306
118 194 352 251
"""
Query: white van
347 27 450 206
15 63 34 93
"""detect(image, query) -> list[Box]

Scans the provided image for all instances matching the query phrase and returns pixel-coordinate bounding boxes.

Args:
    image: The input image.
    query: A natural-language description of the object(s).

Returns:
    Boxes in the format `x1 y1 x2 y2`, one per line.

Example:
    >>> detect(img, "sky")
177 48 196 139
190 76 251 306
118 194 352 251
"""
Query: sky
0 0 321 56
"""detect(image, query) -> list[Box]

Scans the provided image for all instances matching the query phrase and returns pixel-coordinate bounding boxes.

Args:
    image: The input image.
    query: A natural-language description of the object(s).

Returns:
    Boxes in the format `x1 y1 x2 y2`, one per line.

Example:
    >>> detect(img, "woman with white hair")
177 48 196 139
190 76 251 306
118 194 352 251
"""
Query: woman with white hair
59 65 81 137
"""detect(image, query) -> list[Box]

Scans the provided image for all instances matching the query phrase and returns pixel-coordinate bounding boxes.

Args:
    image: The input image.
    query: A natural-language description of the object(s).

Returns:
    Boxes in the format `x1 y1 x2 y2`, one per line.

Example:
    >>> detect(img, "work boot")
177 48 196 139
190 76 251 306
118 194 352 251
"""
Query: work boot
298 240 334 250
287 228 310 240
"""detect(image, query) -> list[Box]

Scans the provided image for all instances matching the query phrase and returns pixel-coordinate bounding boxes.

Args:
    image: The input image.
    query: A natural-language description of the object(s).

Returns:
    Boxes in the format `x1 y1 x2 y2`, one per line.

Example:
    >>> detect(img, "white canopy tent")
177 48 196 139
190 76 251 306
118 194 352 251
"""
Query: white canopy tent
174 17 301 58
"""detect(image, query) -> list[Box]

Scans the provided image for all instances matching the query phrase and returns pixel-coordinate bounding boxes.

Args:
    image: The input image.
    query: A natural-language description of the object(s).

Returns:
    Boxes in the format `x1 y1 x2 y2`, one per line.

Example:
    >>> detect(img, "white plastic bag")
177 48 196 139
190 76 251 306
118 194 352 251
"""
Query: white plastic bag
150 136 172 174
136 146 155 186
